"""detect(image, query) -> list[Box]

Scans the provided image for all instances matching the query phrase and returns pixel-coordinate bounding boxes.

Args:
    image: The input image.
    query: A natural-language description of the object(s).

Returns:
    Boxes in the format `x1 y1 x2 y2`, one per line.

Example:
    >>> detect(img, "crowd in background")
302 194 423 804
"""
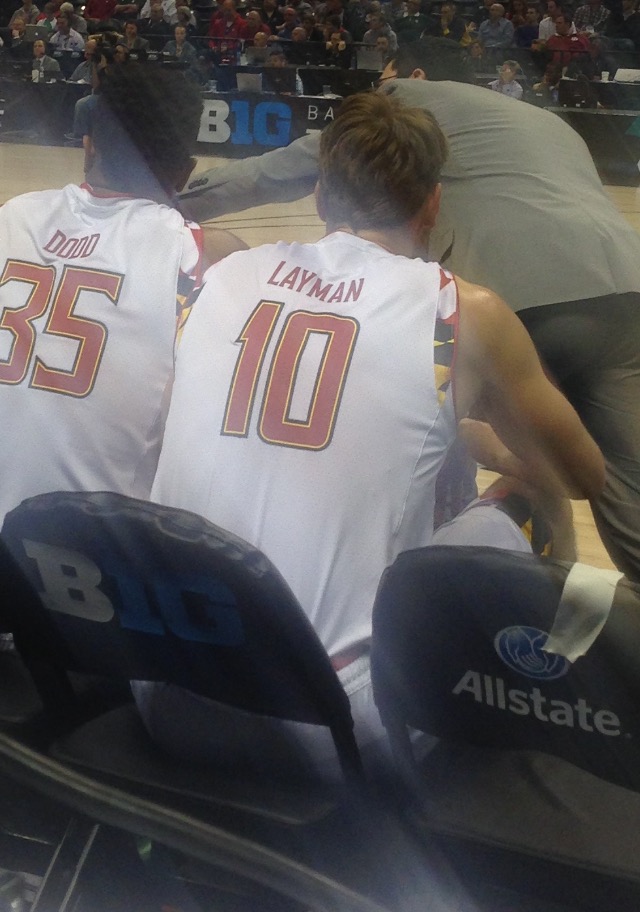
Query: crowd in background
0 0 638 102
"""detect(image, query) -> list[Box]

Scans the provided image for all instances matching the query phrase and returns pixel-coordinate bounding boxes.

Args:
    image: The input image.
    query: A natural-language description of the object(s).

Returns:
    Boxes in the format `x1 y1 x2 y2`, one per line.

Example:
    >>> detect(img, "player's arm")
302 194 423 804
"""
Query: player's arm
454 277 605 501
201 225 249 269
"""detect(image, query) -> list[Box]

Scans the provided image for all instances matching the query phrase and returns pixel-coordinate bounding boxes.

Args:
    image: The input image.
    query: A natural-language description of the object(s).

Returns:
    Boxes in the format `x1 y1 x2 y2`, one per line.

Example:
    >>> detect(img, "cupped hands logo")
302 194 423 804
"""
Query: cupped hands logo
494 626 570 680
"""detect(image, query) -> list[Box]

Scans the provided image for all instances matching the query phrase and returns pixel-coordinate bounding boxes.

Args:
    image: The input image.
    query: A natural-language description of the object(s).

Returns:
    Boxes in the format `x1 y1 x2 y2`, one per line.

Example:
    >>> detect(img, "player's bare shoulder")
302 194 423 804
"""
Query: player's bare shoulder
202 226 249 268
453 272 533 417
454 274 515 367
455 274 511 330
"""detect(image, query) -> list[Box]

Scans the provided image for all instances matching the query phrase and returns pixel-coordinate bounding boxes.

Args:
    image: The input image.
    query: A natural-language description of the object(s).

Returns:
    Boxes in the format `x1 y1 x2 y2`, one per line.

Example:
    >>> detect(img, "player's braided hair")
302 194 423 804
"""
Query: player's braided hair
93 63 203 195
318 91 448 231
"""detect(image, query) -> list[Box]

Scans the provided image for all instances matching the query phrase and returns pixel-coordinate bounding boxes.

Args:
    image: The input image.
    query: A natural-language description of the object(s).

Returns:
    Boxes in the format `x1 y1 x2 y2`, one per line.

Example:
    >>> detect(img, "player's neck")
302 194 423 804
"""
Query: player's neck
85 164 174 206
325 223 423 258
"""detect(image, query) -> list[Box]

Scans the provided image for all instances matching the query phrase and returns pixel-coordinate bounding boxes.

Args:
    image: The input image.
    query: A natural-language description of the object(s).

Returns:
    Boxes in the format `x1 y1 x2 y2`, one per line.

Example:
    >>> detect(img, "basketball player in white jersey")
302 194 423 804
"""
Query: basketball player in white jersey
0 63 244 524
138 92 603 773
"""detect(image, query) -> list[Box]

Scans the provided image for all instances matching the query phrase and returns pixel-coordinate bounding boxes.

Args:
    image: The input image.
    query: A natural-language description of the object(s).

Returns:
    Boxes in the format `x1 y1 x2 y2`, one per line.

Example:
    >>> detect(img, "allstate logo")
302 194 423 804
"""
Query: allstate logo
494 626 570 680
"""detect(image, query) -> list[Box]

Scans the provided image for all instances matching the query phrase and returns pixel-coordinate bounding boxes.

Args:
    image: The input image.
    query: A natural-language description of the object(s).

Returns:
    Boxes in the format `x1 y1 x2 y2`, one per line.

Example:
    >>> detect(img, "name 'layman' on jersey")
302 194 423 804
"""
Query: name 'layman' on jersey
0 62 243 522
138 92 604 771
180 38 640 586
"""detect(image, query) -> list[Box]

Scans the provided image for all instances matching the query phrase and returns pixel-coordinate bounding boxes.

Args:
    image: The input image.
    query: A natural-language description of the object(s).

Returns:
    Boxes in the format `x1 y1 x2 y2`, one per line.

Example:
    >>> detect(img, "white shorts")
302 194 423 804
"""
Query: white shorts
132 500 531 777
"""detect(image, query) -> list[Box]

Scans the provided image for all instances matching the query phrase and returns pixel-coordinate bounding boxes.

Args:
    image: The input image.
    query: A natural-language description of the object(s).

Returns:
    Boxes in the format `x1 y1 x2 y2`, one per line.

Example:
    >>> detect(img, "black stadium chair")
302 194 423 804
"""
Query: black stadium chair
1 490 363 788
0 492 465 911
0 542 43 730
0 490 369 904
371 545 640 911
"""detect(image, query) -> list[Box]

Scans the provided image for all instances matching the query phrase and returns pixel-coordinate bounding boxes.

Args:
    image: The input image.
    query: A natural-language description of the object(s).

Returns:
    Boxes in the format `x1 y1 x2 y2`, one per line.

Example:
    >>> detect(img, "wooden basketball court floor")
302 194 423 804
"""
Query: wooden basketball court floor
1 144 637 573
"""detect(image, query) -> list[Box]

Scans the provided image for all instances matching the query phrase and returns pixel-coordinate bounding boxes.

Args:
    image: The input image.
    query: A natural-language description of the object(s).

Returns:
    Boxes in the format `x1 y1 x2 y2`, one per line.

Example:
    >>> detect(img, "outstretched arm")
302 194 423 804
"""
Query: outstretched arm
179 132 322 224
455 277 605 501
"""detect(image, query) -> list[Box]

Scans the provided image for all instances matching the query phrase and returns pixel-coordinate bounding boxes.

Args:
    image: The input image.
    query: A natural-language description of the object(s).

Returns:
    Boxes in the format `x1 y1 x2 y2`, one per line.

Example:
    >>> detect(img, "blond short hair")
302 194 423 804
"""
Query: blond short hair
318 92 448 230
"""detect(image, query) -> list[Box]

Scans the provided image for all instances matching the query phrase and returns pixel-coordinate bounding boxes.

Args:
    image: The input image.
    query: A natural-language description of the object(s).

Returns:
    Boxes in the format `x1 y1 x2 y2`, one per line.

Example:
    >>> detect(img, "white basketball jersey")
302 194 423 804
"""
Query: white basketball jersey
0 183 202 523
153 233 458 656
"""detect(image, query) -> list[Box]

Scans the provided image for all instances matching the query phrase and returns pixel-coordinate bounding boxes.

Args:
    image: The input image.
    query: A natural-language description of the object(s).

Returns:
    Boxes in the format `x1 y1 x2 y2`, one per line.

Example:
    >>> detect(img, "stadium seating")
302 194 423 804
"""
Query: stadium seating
371 545 640 910
0 491 452 910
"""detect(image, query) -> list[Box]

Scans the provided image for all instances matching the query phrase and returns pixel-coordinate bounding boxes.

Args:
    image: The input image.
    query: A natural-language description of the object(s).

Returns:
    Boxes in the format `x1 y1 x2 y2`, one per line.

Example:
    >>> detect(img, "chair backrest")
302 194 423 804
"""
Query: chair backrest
371 545 640 791
2 491 362 779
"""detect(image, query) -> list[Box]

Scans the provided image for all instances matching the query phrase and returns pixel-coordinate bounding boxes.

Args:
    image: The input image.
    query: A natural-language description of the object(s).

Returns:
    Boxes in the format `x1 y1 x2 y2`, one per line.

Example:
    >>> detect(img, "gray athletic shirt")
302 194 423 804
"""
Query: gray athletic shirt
180 79 640 312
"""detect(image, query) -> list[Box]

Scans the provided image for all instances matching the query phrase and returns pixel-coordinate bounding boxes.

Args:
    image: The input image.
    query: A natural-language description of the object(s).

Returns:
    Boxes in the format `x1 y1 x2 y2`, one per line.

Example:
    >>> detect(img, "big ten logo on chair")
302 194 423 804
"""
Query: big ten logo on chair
197 97 336 149
22 538 245 646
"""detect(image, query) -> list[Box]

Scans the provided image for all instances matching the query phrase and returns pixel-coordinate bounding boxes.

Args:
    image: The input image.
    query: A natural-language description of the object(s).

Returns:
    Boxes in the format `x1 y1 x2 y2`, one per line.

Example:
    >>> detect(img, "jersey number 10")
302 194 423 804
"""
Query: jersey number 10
0 260 122 398
222 300 359 451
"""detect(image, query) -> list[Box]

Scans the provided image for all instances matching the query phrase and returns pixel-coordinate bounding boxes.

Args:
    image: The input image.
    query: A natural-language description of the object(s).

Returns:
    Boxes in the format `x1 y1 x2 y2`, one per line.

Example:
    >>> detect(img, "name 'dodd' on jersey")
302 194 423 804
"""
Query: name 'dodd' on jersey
44 230 101 260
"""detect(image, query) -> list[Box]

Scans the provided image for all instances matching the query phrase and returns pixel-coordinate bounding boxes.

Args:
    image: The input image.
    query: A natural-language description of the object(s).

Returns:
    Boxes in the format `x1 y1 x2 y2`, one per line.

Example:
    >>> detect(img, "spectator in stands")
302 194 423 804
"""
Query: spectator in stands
113 41 130 60
460 18 479 45
546 13 590 62
292 0 312 13
343 0 371 40
36 2 58 30
31 36 62 76
605 0 640 49
240 8 271 42
83 0 118 27
573 0 609 33
316 0 345 27
515 5 539 46
537 0 574 40
506 0 527 27
138 1 173 39
394 0 429 42
376 32 390 54
488 57 523 96
538 0 564 41
266 45 303 91
301 11 325 40
466 35 484 66
532 59 561 100
324 21 352 63
259 0 284 31
163 21 197 60
423 2 465 42
476 0 494 22
9 15 26 39
66 44 112 143
253 29 269 46
275 5 301 39
60 1 87 34
325 26 351 63
382 0 408 27
566 34 616 78
284 23 309 60
324 12 352 41
176 5 198 34
208 0 245 39
7 16 32 57
139 0 178 25
478 3 514 47
69 36 98 79
363 10 398 50
49 10 85 49
117 0 143 23
9 0 40 26
118 19 150 52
